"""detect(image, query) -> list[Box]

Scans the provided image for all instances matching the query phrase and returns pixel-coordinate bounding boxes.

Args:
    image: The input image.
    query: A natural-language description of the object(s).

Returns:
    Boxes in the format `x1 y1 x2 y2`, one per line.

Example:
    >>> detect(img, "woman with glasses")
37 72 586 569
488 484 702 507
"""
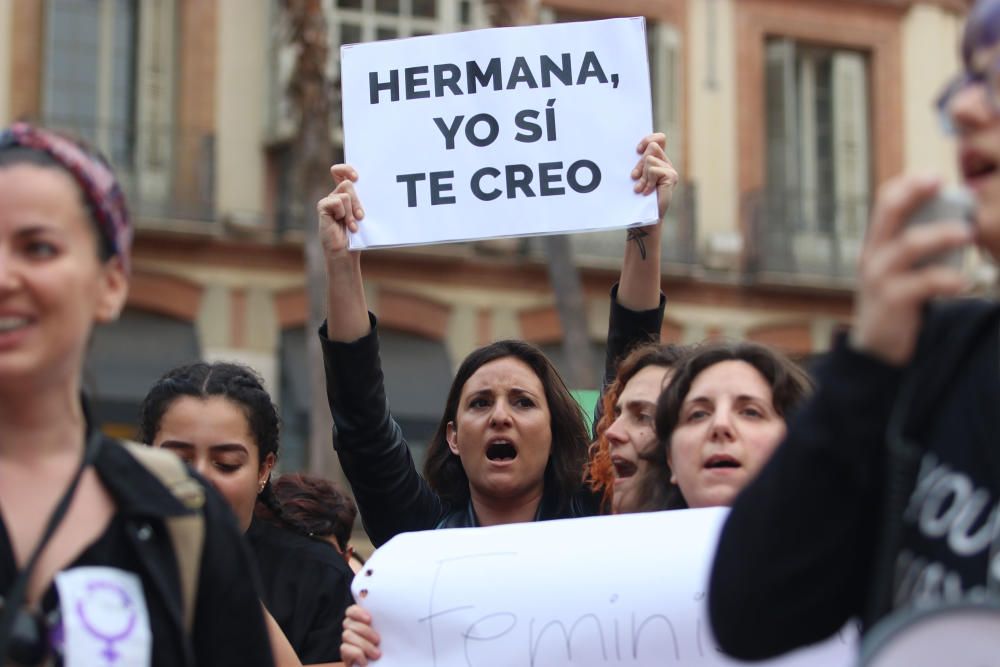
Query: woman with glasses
0 124 273 666
708 0 1000 659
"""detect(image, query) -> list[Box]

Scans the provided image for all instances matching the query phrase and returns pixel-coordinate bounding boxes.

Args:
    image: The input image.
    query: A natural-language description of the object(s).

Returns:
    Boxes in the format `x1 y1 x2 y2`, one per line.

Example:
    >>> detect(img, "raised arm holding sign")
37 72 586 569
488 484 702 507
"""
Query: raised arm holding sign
322 19 677 665
343 509 856 667
325 130 675 667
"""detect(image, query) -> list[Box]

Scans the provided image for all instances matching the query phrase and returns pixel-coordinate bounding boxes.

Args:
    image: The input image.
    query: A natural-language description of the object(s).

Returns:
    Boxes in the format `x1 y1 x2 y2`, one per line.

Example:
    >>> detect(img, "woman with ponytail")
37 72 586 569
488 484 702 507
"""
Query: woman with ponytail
139 361 354 665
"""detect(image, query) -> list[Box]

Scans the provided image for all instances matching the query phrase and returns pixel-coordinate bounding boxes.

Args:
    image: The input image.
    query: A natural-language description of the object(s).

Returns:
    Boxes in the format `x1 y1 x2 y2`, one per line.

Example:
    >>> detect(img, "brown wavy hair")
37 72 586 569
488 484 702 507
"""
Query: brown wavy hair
258 473 358 551
586 343 686 511
649 340 814 509
423 339 589 513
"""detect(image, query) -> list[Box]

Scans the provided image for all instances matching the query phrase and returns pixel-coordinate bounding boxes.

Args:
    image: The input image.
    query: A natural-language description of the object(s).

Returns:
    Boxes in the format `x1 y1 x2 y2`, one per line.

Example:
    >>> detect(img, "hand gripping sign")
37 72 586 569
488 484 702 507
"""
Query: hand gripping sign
352 508 856 667
340 17 658 249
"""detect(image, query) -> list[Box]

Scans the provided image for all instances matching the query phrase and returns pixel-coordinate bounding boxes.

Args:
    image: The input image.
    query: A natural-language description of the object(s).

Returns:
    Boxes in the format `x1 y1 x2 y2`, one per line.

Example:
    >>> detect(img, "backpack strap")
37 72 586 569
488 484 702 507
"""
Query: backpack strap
122 443 205 635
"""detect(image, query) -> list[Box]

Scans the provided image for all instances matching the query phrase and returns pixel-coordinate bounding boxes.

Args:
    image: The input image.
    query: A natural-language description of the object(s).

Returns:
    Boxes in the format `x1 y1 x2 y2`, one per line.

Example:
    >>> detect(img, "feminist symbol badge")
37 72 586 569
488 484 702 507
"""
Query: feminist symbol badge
55 567 152 666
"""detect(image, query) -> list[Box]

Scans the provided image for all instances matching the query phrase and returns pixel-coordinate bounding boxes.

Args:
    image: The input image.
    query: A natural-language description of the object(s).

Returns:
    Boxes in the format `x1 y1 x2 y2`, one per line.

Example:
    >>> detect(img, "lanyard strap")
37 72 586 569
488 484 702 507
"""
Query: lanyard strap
0 426 103 659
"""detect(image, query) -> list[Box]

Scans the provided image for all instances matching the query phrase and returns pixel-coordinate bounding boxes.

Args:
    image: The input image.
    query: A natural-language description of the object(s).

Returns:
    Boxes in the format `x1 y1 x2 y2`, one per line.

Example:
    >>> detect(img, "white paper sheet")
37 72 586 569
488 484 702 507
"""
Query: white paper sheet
340 17 658 249
352 508 856 667
55 566 153 667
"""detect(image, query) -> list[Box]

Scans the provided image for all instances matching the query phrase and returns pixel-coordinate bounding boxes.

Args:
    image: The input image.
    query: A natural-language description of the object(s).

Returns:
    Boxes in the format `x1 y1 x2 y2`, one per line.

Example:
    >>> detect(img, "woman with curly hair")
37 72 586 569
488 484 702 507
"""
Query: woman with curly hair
140 362 354 666
586 342 685 513
259 472 362 572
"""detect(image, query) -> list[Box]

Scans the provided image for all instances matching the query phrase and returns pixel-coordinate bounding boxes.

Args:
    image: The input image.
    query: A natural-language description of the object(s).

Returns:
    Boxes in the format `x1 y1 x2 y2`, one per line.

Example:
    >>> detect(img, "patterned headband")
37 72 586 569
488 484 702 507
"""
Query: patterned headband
0 122 133 273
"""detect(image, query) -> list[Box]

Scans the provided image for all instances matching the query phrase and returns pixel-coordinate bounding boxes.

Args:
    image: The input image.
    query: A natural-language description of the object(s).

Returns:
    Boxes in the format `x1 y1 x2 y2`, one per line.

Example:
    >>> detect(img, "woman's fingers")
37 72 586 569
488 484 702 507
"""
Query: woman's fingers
870 220 973 278
345 604 372 623
867 174 941 250
340 604 381 667
631 137 679 218
341 625 382 662
340 643 369 667
850 173 974 364
632 135 669 194
331 163 359 185
318 191 358 233
327 165 365 226
882 264 969 306
636 132 667 156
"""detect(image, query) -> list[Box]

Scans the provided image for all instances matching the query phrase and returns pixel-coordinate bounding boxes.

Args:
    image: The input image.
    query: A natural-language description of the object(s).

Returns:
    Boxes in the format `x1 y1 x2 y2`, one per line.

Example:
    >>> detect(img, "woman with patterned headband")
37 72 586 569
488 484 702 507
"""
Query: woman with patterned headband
0 124 275 666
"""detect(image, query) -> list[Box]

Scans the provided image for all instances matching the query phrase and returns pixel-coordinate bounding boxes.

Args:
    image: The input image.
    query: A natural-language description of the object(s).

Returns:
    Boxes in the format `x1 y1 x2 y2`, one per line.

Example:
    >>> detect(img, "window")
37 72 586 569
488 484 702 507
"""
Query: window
267 0 487 228
268 0 487 141
42 0 187 222
279 326 451 471
86 309 201 436
42 0 138 167
763 38 871 276
525 10 692 266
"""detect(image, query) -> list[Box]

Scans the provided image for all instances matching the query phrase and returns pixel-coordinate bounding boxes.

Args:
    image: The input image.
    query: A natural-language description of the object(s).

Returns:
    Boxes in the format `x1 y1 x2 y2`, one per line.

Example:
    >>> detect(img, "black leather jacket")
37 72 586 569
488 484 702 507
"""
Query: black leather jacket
320 285 665 547
0 433 274 667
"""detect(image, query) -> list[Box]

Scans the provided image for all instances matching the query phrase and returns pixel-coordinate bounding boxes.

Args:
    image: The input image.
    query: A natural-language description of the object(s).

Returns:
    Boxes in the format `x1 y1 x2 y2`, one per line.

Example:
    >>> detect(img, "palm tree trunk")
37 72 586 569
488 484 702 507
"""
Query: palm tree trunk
282 0 344 478
487 0 596 389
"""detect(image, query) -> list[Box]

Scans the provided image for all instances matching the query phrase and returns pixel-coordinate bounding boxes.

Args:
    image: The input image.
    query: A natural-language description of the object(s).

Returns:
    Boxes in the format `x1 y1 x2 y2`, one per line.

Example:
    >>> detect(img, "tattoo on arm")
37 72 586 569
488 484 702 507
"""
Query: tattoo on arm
627 228 649 261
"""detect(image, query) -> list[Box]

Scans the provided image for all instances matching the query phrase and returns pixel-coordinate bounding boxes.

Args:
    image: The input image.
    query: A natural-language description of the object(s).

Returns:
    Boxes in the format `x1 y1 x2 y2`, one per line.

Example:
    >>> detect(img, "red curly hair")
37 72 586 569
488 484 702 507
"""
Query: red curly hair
586 342 685 511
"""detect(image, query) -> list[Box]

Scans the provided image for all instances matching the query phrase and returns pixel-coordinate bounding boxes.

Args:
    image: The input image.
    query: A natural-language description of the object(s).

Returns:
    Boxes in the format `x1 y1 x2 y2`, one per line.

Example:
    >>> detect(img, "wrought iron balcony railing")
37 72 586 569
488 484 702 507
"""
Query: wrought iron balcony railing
743 187 869 285
39 117 216 228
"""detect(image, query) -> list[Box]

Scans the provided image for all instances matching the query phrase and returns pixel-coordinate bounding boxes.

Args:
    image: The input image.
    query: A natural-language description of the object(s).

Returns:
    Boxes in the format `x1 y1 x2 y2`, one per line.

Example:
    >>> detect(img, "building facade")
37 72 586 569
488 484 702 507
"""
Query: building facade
0 0 971 472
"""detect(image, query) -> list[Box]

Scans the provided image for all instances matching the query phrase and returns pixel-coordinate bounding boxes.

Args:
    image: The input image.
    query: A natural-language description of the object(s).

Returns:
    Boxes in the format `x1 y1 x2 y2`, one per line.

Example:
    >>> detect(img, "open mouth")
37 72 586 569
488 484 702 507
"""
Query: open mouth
612 457 638 479
962 150 998 183
486 440 517 462
704 454 740 470
0 317 29 334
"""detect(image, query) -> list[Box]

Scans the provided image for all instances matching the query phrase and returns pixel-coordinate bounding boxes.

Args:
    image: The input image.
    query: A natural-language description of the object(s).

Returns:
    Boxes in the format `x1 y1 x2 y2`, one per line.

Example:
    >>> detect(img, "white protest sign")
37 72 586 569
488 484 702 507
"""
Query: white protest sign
352 508 856 667
340 18 658 249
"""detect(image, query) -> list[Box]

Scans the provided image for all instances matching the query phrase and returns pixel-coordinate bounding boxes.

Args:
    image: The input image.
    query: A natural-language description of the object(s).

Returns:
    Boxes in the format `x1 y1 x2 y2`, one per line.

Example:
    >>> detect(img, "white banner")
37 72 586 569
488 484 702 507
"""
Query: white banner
352 508 856 667
340 17 658 249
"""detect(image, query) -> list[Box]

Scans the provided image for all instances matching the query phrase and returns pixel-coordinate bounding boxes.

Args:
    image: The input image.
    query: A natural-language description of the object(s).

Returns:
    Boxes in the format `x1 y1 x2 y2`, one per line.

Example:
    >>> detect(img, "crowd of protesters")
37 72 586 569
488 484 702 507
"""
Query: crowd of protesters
2 0 1000 664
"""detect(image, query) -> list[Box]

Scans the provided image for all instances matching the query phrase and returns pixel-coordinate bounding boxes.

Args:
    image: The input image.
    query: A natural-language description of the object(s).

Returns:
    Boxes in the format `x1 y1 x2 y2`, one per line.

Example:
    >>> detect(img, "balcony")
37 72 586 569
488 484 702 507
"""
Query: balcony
523 181 699 272
39 118 217 230
744 187 868 287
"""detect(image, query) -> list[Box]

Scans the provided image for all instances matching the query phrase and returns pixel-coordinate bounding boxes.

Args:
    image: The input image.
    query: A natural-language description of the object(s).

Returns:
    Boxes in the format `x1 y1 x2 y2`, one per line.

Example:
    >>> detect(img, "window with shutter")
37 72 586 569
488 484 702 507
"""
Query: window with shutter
762 38 871 278
42 0 184 221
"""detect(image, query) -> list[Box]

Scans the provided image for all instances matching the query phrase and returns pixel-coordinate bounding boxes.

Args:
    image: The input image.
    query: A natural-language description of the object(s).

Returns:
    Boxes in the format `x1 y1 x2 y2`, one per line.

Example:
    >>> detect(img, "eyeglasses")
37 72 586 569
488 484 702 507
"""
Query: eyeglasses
936 54 1000 135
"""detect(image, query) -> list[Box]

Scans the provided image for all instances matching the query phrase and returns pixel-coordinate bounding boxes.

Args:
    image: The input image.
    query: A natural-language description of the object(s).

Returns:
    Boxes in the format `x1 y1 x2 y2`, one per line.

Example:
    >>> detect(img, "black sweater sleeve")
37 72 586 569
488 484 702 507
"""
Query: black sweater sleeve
708 336 903 660
592 283 665 436
320 316 444 547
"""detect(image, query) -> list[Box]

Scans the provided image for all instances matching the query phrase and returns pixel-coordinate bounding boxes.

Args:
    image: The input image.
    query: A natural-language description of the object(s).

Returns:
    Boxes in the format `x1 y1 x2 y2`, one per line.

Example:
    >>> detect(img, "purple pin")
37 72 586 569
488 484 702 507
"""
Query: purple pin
74 580 138 663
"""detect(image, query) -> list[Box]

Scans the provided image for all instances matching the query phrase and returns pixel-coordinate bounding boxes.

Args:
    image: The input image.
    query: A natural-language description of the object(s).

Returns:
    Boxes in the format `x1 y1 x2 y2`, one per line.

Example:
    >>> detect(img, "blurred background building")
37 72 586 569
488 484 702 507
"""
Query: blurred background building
0 0 971 475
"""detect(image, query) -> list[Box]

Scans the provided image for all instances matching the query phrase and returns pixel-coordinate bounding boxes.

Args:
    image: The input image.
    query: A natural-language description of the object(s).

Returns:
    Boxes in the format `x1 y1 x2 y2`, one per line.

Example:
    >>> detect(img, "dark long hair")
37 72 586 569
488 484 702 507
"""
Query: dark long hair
649 341 814 509
138 361 285 515
422 340 590 512
257 473 358 550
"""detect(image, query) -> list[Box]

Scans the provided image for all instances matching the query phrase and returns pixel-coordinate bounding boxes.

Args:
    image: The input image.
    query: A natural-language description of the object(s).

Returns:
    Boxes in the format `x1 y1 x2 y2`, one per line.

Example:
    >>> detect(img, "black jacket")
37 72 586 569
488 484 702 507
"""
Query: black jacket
0 436 274 666
247 519 354 663
320 286 665 547
708 298 1000 660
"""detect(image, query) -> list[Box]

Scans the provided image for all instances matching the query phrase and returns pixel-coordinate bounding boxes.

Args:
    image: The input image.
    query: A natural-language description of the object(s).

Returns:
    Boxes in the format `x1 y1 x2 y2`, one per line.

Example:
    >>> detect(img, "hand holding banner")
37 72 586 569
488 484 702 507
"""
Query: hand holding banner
351 508 856 666
340 18 659 249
